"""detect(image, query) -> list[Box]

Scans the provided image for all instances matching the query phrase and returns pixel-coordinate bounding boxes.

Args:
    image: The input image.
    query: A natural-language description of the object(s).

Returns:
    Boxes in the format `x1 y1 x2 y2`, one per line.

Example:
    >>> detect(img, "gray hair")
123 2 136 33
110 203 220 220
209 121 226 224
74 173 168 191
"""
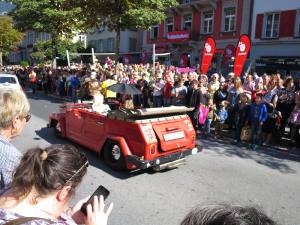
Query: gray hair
0 89 30 129
181 204 277 225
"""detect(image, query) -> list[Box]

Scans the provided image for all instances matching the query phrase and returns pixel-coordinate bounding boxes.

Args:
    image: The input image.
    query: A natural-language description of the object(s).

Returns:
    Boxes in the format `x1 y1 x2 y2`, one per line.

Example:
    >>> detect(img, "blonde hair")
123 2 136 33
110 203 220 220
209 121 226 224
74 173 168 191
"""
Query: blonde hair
0 89 30 129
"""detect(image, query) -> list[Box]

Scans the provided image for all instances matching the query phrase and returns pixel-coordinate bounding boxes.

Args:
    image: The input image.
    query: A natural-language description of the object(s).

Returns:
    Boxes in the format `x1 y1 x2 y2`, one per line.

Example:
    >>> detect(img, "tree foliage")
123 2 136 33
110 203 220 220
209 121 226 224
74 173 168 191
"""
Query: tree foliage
11 0 87 59
78 0 178 55
31 39 84 64
0 16 23 55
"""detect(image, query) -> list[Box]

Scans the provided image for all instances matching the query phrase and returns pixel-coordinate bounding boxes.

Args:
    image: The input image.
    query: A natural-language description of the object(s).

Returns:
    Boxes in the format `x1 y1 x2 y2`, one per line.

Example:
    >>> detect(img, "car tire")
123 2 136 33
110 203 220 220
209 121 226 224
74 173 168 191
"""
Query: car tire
103 140 126 171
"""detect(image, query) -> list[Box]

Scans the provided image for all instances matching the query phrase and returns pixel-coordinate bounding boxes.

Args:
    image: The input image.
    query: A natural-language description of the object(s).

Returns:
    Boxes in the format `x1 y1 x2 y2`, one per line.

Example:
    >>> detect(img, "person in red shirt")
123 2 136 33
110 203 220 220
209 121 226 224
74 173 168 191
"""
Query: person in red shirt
163 72 173 107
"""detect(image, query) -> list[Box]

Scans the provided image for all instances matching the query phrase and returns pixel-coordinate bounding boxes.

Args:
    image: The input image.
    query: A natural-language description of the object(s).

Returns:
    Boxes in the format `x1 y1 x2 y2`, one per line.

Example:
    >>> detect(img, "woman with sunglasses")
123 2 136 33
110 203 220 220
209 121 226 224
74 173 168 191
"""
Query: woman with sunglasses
0 89 30 194
0 144 113 225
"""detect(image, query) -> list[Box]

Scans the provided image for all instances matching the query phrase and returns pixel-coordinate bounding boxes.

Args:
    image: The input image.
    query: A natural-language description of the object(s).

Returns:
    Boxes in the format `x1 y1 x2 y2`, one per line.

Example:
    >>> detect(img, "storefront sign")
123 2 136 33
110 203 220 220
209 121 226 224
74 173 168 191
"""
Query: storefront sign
167 31 190 43
200 37 216 74
234 34 251 77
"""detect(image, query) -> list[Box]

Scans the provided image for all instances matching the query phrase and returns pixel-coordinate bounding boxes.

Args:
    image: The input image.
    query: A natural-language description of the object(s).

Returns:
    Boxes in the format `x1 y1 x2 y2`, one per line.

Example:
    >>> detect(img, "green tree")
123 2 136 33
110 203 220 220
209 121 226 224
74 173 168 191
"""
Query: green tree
11 0 86 60
0 16 23 65
31 39 84 64
78 0 177 58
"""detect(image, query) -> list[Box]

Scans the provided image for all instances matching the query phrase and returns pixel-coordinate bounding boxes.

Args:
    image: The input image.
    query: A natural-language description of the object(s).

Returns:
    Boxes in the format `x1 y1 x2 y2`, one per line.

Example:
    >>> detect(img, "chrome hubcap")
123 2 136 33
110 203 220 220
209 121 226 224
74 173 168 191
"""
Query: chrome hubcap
112 145 121 160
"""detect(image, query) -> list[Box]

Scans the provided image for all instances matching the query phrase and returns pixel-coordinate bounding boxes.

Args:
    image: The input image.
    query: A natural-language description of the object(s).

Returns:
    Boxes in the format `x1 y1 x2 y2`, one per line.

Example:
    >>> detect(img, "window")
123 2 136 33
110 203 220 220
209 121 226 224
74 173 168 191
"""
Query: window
265 13 280 38
95 39 104 52
224 7 236 32
151 25 159 39
107 38 115 52
166 17 174 33
183 14 192 30
203 11 213 34
129 38 137 52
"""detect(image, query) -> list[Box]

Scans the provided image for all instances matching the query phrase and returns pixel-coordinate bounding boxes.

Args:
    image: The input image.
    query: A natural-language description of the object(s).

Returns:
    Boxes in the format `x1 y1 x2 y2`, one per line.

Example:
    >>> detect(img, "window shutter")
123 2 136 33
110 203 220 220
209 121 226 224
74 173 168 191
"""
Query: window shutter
255 14 264 39
279 10 297 37
159 21 164 38
174 15 182 31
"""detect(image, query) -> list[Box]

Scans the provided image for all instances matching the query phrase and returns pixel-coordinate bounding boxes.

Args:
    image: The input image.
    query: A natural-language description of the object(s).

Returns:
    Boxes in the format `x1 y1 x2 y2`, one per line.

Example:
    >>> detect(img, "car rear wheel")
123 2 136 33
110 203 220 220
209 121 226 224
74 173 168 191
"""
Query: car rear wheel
53 121 62 138
103 140 126 171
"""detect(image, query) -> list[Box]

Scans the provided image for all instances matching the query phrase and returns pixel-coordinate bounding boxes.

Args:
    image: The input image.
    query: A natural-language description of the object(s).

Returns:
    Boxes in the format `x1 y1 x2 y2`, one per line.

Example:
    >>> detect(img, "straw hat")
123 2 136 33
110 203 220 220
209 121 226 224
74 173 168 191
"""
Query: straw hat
241 92 252 101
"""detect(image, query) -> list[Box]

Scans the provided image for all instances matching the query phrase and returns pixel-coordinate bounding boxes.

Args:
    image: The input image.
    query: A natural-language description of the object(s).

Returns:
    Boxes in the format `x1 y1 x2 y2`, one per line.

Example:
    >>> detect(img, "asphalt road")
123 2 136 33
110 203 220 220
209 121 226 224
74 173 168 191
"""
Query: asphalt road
11 91 300 225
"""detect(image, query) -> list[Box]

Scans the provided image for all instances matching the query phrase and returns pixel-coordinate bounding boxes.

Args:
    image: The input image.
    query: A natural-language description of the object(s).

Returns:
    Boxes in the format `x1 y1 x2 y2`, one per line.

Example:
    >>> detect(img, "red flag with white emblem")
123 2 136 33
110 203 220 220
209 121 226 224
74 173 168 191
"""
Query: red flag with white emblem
234 34 251 77
200 37 216 74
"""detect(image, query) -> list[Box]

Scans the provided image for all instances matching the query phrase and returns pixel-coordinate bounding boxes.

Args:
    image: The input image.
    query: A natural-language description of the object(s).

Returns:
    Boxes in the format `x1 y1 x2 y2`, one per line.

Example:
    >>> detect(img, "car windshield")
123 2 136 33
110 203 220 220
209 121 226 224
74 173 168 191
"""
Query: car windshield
0 77 17 84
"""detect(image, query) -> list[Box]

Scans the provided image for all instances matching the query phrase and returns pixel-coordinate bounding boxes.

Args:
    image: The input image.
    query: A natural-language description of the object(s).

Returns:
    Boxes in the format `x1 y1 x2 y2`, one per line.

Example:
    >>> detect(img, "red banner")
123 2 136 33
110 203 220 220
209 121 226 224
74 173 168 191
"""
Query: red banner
200 37 216 74
234 34 251 77
167 31 190 43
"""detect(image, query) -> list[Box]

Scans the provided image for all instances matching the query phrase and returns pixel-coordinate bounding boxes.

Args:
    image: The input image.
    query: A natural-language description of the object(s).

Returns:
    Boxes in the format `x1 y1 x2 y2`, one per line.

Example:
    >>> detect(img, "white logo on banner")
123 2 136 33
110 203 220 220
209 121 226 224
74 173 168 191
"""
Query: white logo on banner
205 43 212 53
238 41 246 52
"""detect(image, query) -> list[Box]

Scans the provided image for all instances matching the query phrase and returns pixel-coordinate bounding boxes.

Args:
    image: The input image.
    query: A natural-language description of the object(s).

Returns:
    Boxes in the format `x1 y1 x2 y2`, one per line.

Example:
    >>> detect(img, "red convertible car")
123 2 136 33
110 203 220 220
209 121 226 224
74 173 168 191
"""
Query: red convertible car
49 104 200 171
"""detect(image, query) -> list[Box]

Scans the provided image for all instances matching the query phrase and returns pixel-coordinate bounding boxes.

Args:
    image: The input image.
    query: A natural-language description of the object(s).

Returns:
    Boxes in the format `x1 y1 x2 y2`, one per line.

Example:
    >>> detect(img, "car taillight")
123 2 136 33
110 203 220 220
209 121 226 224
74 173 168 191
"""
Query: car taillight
141 124 157 143
191 135 195 144
150 144 156 155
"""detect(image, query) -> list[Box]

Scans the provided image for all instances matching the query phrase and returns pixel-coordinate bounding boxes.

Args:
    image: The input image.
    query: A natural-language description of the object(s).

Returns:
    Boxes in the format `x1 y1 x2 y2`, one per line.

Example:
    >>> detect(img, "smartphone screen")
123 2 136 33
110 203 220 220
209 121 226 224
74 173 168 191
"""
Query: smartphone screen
80 185 110 215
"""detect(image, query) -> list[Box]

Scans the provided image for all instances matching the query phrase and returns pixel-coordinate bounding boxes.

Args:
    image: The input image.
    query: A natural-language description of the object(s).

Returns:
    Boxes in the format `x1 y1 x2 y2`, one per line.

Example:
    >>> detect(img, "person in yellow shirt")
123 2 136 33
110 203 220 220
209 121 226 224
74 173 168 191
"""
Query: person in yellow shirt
101 75 117 100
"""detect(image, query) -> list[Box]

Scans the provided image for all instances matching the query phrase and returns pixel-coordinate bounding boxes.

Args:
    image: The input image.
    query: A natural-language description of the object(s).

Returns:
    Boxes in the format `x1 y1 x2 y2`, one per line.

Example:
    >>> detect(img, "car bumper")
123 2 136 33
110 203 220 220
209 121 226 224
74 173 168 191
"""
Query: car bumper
126 146 202 170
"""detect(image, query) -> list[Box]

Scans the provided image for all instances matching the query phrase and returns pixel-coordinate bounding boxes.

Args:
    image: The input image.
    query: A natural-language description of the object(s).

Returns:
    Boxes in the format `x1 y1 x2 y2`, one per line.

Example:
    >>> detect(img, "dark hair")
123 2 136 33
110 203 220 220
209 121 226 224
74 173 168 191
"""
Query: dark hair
11 144 88 199
283 76 293 88
191 80 199 86
256 93 263 99
180 204 277 225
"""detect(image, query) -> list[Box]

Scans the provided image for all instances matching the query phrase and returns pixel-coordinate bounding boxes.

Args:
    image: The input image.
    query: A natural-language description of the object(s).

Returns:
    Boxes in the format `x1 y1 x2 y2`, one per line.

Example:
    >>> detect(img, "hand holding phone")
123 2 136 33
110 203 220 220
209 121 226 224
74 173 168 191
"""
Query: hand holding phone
81 185 110 216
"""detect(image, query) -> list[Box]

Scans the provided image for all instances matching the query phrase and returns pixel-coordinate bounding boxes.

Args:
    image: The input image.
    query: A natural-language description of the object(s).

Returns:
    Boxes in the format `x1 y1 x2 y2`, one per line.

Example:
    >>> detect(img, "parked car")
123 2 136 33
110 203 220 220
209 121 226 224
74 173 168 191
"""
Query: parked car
0 74 21 90
48 104 200 171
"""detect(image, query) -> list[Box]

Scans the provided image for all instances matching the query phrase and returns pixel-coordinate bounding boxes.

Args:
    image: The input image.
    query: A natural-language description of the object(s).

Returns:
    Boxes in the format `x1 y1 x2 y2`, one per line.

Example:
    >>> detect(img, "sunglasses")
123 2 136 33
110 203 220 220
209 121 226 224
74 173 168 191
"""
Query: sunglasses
24 114 31 122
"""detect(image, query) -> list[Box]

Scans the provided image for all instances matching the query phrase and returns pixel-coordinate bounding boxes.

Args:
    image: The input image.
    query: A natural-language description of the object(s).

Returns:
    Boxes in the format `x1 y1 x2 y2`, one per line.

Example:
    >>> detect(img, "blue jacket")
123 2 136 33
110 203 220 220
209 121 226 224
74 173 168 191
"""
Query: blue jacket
70 75 80 89
249 103 268 123
216 108 228 124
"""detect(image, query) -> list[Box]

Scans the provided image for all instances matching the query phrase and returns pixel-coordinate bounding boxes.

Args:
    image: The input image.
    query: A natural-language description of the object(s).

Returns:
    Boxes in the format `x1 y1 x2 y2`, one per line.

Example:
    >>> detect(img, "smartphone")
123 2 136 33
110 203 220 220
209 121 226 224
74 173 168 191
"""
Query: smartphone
81 185 110 215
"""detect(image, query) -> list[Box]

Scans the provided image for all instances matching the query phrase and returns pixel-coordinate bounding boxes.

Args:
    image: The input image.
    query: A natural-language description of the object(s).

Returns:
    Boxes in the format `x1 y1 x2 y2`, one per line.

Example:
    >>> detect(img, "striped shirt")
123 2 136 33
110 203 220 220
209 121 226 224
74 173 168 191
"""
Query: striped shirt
0 135 21 194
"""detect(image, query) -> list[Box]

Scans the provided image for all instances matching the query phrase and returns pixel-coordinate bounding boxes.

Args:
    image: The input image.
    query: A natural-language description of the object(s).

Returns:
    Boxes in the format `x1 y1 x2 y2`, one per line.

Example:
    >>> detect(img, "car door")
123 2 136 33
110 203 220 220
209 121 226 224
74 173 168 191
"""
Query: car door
65 109 85 143
82 112 105 152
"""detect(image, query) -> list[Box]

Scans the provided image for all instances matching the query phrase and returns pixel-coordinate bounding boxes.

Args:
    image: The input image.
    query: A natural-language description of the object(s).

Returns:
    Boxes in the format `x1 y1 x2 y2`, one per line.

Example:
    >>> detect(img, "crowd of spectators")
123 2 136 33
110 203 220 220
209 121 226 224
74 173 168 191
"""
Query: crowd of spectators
2 59 300 150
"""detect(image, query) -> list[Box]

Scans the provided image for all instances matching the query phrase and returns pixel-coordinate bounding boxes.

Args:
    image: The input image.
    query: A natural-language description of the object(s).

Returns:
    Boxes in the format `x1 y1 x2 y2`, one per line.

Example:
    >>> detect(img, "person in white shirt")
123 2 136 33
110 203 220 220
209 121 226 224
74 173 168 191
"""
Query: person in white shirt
152 73 165 107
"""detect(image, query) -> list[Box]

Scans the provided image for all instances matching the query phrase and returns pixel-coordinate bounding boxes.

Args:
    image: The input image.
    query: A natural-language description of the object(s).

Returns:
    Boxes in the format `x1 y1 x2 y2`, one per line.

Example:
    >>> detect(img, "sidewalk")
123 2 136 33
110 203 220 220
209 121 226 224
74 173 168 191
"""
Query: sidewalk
197 128 300 156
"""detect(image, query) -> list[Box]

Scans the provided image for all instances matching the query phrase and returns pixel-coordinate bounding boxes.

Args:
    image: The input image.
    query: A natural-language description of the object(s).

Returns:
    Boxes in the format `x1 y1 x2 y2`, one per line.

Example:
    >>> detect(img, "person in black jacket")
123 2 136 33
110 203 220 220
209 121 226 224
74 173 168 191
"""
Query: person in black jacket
186 80 203 130
233 93 251 144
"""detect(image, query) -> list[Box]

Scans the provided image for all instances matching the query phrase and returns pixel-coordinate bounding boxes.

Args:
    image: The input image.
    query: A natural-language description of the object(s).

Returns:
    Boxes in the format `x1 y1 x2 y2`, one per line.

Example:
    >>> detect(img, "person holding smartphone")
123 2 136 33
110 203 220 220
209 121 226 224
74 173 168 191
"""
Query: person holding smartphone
0 144 113 225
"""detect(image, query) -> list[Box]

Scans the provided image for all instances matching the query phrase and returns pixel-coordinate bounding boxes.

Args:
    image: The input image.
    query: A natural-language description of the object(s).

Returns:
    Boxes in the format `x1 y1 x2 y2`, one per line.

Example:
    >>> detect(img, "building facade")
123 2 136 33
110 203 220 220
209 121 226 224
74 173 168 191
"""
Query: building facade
251 0 300 77
86 26 143 64
143 0 252 72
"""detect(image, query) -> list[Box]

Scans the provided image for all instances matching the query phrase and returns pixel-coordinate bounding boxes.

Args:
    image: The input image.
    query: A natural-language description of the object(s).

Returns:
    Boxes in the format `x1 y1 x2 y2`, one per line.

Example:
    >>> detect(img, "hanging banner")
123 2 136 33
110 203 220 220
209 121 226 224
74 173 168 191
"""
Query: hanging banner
167 31 190 43
222 44 235 65
234 34 251 77
200 37 216 74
